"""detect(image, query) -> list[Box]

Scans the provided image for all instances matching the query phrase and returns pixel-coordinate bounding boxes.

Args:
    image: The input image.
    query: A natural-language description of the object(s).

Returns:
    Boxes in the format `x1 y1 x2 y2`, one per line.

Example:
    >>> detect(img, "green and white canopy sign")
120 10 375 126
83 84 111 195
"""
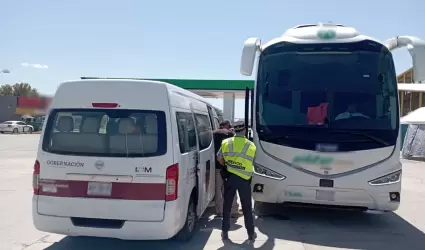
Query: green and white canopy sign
317 29 337 40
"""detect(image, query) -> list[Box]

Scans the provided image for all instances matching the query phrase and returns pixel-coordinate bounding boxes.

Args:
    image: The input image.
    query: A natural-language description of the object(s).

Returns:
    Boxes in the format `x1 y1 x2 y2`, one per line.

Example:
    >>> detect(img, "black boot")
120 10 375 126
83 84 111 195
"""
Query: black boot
248 232 257 241
221 231 229 240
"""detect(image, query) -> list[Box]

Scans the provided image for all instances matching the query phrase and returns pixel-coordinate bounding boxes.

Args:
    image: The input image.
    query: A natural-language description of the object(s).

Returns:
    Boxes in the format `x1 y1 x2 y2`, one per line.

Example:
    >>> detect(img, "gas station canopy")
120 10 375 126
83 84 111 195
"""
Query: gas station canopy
80 77 254 99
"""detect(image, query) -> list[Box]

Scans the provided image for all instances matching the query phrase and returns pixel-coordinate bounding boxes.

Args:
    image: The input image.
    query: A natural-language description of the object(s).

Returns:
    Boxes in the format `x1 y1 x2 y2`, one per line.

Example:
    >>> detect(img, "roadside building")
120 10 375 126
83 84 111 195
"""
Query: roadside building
0 96 51 123
398 67 424 116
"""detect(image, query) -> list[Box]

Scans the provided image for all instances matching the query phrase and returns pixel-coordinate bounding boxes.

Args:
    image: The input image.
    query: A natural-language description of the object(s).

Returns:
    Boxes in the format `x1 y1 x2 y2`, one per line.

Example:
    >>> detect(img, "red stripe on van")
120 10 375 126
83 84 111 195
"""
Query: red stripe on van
38 180 166 200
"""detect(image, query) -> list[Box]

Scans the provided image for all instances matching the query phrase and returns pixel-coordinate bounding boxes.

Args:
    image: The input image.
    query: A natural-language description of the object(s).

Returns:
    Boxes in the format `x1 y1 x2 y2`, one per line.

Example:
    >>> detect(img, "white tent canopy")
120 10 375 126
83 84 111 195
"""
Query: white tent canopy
401 107 425 124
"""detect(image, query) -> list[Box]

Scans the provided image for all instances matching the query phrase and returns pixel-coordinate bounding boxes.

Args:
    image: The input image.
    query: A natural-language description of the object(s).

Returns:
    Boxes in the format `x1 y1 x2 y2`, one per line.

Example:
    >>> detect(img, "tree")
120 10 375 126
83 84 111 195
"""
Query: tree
0 82 39 97
0 84 13 96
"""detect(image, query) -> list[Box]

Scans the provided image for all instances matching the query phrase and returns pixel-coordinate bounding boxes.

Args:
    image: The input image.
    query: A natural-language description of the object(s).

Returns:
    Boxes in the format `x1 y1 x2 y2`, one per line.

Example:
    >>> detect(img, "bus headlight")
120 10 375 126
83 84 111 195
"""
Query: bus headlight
368 170 401 186
253 163 286 180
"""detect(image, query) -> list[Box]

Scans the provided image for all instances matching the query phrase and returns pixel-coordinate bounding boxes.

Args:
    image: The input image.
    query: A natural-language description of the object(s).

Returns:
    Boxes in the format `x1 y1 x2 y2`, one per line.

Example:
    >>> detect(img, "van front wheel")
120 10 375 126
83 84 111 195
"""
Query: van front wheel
175 197 197 241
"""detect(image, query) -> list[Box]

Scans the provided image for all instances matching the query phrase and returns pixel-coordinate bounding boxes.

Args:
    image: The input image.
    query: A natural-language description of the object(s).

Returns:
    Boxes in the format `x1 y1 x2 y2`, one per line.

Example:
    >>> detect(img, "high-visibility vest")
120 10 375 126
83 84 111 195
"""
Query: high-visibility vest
221 136 256 180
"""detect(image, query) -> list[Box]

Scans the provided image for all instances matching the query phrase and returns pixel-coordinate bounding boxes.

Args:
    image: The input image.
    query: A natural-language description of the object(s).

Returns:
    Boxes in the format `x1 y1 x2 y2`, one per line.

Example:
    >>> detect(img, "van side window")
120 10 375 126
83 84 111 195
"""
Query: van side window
214 117 220 129
206 106 216 130
176 112 197 153
194 114 213 150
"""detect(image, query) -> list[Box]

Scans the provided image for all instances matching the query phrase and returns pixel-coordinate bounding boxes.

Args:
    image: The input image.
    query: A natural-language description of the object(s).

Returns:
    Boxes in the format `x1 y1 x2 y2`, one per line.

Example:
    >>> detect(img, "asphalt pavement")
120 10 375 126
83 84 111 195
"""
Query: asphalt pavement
1 134 425 250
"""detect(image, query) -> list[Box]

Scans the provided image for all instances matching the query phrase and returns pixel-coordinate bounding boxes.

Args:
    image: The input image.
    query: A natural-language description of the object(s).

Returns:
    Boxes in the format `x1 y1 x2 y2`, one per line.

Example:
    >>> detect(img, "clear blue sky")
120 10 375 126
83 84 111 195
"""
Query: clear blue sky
1 0 424 118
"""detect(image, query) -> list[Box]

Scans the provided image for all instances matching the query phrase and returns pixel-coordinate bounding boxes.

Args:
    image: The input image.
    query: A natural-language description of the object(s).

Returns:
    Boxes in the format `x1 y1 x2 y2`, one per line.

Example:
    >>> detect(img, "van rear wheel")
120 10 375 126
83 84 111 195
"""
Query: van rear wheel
175 197 197 241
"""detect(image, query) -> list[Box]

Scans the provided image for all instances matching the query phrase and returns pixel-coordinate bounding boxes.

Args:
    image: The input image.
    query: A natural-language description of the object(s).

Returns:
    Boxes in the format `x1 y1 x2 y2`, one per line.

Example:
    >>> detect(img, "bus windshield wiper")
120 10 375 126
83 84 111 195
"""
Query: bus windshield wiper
330 130 390 146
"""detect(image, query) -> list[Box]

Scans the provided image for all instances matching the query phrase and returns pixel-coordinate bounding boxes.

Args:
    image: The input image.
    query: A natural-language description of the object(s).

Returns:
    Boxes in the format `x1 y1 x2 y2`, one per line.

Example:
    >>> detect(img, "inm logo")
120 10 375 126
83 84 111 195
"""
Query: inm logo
135 166 152 173
143 167 152 173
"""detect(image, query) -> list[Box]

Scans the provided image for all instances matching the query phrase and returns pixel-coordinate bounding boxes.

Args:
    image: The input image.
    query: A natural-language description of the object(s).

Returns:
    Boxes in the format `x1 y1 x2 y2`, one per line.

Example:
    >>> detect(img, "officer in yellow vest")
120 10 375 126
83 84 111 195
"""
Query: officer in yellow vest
216 121 257 241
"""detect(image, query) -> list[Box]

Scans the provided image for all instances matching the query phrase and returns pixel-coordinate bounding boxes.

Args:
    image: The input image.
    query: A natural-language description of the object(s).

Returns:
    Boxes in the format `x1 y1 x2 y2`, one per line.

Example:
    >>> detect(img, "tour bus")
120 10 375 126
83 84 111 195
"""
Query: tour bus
239 24 425 212
32 78 222 240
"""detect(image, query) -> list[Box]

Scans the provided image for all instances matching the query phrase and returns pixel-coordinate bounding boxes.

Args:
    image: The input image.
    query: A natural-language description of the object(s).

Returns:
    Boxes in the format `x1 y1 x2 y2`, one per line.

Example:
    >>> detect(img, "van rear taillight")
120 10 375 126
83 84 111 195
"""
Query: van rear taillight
165 163 179 201
92 103 119 108
33 160 40 195
33 161 61 195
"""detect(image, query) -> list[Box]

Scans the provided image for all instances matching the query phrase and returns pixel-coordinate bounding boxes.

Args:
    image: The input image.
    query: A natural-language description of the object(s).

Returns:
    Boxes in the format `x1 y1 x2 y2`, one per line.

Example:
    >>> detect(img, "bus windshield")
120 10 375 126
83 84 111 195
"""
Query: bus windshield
256 40 399 151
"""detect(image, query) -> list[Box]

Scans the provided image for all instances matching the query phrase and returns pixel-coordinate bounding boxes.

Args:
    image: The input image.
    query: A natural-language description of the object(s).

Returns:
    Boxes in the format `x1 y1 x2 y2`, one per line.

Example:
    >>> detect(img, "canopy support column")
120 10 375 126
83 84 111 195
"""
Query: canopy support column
223 92 235 122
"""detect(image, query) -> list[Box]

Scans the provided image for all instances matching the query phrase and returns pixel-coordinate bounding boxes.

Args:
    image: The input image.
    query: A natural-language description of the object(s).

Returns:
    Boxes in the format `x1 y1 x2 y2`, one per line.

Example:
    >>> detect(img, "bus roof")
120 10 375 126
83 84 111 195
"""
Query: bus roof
261 24 382 50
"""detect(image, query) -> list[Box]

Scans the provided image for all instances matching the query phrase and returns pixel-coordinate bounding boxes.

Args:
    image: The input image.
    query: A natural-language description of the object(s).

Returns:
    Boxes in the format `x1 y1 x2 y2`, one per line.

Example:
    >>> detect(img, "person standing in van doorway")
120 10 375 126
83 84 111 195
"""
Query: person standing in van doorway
217 121 257 241
213 120 241 218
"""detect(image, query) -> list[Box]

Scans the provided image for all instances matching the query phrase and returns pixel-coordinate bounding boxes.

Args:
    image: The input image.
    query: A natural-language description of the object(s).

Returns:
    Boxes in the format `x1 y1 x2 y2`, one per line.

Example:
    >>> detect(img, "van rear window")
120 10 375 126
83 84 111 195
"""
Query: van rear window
42 109 167 157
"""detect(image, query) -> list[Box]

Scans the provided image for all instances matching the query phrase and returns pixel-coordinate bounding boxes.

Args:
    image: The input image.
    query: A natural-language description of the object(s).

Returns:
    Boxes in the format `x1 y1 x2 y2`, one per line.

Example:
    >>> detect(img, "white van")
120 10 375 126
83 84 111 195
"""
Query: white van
32 79 222 241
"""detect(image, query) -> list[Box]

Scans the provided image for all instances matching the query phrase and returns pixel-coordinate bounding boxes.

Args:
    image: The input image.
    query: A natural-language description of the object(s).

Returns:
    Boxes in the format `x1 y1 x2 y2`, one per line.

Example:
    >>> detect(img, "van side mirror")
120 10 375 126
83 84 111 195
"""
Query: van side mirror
408 44 425 82
241 38 261 76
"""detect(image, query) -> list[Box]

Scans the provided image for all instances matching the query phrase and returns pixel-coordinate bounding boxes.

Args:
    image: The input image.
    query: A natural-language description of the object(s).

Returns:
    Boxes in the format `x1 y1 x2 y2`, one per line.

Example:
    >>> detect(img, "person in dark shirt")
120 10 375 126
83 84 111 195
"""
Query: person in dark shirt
213 120 241 217
214 120 234 171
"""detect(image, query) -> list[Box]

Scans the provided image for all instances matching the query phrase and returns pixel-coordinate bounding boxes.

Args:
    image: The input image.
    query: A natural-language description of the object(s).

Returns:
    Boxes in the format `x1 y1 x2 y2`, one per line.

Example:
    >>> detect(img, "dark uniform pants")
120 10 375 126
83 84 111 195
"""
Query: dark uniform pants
222 173 254 234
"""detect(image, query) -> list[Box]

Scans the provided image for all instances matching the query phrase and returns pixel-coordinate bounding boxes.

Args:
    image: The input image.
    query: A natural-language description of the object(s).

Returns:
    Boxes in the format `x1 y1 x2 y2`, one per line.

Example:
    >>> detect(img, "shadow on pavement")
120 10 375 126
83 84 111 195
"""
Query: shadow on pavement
255 203 425 250
34 203 425 250
42 208 242 250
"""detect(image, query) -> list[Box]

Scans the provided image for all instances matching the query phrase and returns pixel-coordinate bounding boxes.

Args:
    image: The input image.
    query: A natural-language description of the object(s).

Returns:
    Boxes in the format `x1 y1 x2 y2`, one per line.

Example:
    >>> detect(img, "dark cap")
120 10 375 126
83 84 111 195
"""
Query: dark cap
219 120 232 128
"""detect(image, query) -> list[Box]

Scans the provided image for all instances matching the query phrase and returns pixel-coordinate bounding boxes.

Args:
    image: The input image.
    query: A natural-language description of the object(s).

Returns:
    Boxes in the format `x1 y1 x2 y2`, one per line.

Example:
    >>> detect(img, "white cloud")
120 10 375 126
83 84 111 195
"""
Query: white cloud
21 62 48 69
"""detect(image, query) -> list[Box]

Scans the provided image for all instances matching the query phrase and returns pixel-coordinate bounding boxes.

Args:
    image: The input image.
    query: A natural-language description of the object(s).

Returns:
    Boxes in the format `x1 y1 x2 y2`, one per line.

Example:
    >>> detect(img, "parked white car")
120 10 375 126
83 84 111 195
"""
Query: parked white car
0 121 34 134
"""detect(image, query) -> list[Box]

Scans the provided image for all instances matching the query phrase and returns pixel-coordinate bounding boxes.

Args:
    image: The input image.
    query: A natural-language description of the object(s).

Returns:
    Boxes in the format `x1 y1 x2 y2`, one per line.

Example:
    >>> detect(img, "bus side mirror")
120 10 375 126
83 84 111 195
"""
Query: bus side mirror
383 36 425 82
408 44 425 82
241 38 261 76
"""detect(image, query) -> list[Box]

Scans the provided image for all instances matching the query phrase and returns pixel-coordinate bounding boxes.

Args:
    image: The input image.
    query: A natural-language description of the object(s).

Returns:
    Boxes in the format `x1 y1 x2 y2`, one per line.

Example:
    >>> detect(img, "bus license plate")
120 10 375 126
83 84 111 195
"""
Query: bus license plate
87 182 112 196
316 190 335 201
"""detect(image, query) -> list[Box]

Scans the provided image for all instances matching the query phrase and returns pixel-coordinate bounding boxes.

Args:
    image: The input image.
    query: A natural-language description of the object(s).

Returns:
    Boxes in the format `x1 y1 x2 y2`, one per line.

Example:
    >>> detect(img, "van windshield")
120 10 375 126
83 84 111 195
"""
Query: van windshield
42 109 167 157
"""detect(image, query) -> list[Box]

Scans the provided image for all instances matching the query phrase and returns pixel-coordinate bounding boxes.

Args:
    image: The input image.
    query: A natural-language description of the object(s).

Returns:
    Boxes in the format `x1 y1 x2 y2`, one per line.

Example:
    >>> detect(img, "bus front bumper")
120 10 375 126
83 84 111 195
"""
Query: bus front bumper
251 175 401 212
